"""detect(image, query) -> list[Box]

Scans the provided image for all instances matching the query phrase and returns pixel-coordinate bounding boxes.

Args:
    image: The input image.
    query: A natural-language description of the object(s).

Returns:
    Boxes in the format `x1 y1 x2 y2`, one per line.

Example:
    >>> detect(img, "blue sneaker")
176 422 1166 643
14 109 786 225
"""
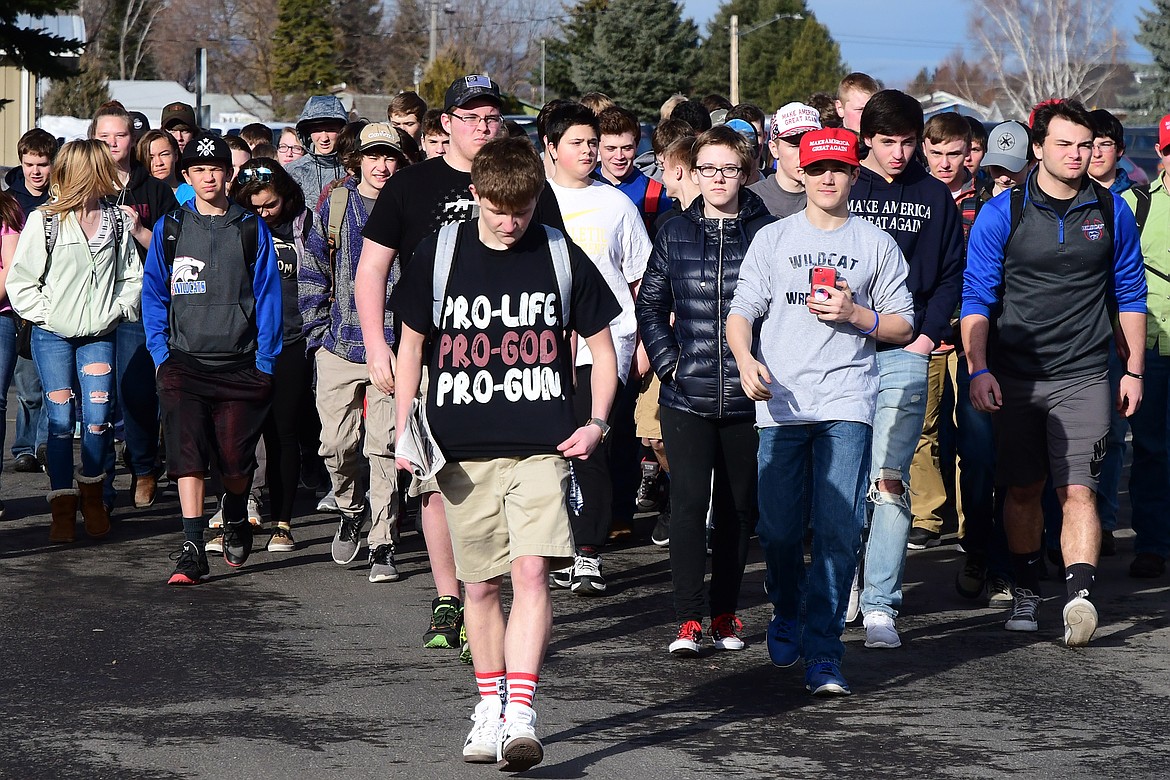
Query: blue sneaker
805 661 851 696
767 613 800 668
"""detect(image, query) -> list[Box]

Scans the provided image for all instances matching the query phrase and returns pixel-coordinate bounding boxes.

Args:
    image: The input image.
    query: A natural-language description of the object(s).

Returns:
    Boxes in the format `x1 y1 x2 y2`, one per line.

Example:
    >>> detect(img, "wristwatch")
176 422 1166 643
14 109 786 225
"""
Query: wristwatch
586 417 611 441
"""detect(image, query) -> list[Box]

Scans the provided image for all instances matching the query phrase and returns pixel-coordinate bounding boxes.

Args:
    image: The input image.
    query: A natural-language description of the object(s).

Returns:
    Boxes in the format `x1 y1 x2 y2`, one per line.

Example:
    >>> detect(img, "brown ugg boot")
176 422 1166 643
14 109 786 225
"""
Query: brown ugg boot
76 472 110 538
133 472 158 509
48 489 79 543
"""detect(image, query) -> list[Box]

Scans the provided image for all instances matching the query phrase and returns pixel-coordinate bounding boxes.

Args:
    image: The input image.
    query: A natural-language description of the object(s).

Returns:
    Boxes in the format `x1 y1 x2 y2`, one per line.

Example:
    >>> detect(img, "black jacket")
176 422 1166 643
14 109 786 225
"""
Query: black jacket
636 188 776 419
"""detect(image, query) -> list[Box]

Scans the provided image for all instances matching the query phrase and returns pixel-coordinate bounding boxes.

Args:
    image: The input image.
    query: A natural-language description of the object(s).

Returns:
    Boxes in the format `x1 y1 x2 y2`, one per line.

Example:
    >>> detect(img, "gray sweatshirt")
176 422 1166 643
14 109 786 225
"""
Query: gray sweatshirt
728 211 913 427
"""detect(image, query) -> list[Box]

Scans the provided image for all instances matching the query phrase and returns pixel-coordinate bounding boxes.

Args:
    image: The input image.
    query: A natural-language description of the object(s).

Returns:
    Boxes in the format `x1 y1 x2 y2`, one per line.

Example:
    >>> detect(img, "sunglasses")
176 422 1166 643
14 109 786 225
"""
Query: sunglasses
236 166 274 185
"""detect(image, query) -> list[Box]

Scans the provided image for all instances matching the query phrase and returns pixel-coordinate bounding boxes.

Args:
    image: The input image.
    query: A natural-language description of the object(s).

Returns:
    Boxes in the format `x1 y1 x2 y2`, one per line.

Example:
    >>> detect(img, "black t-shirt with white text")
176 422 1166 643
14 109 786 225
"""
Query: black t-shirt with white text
362 156 566 267
389 220 620 460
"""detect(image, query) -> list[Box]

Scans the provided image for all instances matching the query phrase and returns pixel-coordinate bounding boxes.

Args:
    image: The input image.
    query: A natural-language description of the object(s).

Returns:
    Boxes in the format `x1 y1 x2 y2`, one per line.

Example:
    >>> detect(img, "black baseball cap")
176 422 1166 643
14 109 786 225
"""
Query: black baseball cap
444 75 503 111
179 132 232 170
129 111 150 134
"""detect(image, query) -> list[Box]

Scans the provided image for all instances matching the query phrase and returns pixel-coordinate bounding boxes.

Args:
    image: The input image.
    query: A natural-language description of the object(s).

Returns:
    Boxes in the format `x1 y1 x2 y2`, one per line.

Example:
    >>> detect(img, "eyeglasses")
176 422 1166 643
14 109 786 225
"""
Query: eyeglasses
277 144 305 154
695 164 743 179
1092 141 1117 152
236 166 274 185
448 112 504 129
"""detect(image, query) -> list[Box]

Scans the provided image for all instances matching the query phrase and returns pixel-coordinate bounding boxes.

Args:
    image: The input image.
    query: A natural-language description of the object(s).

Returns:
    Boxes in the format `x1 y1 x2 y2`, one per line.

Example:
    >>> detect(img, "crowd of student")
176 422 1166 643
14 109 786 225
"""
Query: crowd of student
1 68 1167 772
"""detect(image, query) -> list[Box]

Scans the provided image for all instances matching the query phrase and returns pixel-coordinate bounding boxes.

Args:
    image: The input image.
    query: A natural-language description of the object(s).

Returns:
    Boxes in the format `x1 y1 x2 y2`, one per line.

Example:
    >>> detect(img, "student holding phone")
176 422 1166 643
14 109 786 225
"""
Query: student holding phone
727 127 914 696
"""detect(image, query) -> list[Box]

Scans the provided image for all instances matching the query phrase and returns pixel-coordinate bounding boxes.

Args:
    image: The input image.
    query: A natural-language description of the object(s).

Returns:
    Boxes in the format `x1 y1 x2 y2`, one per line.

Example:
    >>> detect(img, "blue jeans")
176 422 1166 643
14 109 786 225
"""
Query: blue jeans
12 355 47 457
954 359 1011 578
31 327 117 491
860 348 931 618
0 315 20 480
1130 349 1170 558
115 320 160 476
757 421 871 666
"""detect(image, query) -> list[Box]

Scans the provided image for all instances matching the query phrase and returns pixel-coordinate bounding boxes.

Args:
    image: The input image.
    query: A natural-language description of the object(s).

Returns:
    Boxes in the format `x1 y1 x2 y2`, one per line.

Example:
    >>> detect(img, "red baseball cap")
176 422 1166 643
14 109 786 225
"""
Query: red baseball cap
1159 115 1170 154
799 128 860 168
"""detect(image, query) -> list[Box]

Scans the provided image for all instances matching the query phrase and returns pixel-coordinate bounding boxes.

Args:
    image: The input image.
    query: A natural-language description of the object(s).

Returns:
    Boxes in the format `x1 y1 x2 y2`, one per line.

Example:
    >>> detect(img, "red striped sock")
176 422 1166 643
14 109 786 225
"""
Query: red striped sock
506 672 539 708
475 670 506 704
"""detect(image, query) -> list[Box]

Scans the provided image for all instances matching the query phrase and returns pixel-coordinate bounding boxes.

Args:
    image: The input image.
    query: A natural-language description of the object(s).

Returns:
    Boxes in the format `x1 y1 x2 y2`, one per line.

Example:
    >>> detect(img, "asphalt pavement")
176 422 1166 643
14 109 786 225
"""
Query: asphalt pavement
2 434 1170 779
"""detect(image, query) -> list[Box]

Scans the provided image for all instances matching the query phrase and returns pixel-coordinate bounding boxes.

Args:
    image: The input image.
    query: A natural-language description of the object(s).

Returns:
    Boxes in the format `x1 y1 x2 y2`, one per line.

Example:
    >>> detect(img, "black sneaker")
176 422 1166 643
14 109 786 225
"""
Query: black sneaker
650 511 670 547
955 553 987 599
424 595 462 649
368 544 400 583
222 521 253 568
331 512 365 565
635 461 661 512
168 541 210 585
907 527 940 549
13 453 41 473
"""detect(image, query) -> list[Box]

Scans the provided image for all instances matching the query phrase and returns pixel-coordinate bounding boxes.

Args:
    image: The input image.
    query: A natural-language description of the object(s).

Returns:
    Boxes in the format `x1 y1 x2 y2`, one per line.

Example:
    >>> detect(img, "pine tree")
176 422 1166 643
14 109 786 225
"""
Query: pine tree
569 0 700 120
272 0 342 113
336 0 386 93
693 0 843 109
545 0 609 100
1 0 86 79
1135 0 1170 119
764 15 845 108
43 52 111 117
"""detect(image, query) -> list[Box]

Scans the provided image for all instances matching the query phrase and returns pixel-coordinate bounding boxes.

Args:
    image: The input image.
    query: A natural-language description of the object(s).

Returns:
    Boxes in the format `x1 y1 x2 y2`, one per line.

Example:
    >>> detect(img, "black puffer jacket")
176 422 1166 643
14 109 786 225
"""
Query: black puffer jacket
636 188 775 419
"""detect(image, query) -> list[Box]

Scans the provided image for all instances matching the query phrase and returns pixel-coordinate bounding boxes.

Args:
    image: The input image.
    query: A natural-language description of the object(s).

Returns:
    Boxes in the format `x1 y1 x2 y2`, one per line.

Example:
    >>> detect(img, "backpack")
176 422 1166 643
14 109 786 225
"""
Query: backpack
1129 184 1151 234
325 186 349 303
160 209 259 273
641 178 664 232
431 222 572 329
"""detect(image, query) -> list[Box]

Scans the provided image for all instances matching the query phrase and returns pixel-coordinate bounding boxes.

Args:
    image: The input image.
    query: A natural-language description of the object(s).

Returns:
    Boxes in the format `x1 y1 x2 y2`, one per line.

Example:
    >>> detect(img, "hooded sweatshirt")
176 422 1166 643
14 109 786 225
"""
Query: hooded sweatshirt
849 158 965 349
142 200 282 374
117 162 178 257
286 152 345 211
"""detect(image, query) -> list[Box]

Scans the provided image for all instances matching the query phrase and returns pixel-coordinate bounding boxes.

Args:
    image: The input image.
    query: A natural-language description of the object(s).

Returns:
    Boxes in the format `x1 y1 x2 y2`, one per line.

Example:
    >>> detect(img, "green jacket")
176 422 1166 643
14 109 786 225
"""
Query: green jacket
1122 182 1169 355
6 208 142 338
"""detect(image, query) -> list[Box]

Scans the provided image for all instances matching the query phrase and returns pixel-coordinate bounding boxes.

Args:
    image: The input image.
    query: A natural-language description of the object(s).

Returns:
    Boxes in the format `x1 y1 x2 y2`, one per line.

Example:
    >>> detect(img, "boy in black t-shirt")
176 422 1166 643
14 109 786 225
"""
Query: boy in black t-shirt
390 137 619 771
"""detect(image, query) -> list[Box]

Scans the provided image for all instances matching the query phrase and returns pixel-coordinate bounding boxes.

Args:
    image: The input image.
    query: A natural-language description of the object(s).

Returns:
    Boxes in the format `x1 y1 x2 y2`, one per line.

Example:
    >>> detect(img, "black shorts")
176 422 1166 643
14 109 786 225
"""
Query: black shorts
157 359 273 480
993 370 1109 490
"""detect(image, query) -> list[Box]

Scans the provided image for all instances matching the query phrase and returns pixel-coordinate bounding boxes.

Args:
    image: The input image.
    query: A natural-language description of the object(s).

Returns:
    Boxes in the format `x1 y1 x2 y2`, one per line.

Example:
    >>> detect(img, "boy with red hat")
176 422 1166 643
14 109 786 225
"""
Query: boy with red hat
726 127 915 696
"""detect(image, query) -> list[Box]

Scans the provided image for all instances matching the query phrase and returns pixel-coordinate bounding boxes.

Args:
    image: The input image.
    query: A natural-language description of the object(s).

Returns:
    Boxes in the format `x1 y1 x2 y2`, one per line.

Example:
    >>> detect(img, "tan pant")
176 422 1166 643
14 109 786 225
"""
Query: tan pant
909 351 961 534
314 349 398 546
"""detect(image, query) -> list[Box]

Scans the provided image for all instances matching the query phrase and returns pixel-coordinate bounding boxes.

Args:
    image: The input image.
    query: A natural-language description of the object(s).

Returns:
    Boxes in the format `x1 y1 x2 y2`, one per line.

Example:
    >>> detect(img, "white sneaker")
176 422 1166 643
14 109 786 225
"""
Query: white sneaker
462 698 501 764
498 703 543 771
1063 595 1098 647
549 564 572 589
247 496 263 527
863 612 902 648
845 566 862 624
316 490 339 513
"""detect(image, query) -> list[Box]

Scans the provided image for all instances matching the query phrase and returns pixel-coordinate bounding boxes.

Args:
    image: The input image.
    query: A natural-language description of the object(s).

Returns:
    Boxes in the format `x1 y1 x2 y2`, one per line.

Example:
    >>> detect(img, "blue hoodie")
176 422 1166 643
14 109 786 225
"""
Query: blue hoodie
849 158 966 348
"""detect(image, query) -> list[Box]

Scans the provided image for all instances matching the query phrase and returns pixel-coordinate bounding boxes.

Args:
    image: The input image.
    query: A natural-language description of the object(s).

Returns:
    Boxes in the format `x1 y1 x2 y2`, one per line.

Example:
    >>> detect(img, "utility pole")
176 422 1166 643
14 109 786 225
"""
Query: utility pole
729 14 739 104
429 0 438 64
541 38 546 105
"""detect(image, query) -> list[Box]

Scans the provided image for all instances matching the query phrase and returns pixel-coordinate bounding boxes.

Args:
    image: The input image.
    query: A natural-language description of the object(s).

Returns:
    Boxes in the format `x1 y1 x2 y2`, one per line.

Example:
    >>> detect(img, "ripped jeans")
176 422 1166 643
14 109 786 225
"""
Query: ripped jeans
860 348 931 619
30 327 116 491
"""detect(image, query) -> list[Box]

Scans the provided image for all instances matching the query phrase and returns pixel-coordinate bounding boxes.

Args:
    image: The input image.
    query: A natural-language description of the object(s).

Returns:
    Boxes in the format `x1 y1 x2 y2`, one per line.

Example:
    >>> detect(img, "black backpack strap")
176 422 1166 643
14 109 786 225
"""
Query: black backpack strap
1090 181 1115 240
1005 185 1026 252
1131 184 1151 235
162 211 182 269
241 213 259 271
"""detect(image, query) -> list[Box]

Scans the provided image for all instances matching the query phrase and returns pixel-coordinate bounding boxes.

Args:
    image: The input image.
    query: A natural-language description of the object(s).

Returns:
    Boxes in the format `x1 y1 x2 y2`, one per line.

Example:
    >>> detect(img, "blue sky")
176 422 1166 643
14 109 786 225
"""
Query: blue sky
678 0 1154 89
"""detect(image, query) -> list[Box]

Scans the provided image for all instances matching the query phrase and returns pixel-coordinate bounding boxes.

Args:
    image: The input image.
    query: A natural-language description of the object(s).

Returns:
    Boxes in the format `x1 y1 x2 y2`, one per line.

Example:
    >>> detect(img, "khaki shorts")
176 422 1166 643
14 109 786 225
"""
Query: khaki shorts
408 365 440 497
634 372 663 440
436 455 575 582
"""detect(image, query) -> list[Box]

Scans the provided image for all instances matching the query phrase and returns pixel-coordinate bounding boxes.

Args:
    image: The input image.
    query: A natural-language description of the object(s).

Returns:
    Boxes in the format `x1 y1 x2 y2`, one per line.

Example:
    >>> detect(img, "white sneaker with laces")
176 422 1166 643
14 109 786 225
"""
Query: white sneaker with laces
863 611 902 648
316 489 340 513
498 703 543 771
570 553 606 595
1063 594 1098 647
462 698 501 764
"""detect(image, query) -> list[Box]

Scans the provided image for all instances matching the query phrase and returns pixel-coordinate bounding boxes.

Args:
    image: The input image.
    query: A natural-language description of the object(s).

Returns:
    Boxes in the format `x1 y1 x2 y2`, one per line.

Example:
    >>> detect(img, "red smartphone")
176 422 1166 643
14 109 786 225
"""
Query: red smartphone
810 267 837 301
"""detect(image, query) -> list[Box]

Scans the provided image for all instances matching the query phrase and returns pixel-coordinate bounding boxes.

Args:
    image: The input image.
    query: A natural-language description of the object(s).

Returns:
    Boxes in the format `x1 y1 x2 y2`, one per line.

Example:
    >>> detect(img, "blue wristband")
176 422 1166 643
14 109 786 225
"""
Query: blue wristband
971 368 990 379
858 310 878 336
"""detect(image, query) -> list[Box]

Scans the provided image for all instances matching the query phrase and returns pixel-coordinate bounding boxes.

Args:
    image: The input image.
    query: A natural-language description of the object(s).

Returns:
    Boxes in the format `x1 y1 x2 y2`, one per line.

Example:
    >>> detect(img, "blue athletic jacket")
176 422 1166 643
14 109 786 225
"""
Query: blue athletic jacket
961 169 1146 380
